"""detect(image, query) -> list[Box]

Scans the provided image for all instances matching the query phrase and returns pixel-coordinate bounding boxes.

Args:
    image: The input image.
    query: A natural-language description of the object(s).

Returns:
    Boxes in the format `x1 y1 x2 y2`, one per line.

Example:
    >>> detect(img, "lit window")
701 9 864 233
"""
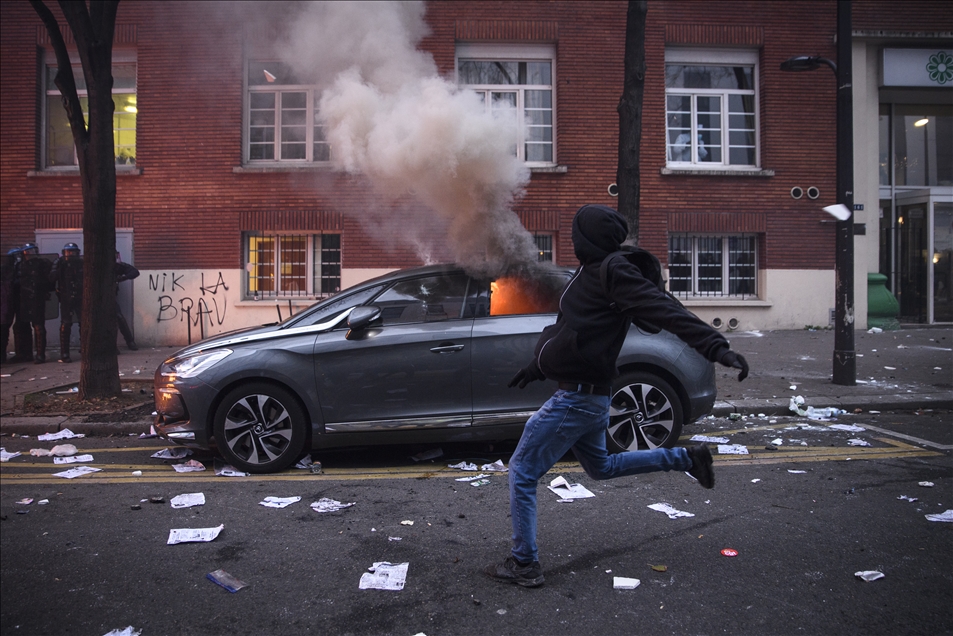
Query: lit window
457 44 555 166
45 60 137 168
665 49 758 168
245 233 340 299
668 234 758 298
533 234 553 262
246 61 330 163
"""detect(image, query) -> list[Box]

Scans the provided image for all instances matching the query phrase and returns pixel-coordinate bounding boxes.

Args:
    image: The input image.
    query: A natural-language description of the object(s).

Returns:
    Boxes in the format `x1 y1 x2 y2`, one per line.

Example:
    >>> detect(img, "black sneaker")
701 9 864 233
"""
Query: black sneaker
686 443 715 489
127 341 138 351
484 556 545 588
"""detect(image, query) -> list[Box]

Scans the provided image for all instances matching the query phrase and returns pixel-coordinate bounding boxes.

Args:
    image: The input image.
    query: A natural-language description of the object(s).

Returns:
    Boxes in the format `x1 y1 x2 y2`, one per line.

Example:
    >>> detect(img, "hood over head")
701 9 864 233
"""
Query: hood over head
571 204 629 263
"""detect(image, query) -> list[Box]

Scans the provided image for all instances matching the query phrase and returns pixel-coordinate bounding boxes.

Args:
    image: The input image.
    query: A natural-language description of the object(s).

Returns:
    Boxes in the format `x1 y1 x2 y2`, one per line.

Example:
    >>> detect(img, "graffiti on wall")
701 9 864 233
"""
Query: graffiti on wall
150 271 230 328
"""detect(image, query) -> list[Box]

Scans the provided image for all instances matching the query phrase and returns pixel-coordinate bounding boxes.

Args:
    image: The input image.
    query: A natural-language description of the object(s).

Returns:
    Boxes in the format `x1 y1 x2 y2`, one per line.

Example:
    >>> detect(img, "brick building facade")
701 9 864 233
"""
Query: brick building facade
1 1 949 348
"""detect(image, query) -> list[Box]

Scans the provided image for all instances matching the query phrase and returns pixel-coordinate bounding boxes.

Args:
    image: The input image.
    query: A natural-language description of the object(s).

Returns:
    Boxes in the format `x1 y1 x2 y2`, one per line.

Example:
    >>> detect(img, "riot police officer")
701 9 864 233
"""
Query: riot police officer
18 243 53 363
1 247 21 363
50 243 83 363
115 252 139 351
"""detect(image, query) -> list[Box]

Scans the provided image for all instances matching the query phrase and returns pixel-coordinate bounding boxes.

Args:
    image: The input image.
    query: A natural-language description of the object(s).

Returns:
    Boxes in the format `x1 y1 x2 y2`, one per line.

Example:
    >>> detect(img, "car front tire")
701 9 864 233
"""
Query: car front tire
213 383 307 474
607 371 684 452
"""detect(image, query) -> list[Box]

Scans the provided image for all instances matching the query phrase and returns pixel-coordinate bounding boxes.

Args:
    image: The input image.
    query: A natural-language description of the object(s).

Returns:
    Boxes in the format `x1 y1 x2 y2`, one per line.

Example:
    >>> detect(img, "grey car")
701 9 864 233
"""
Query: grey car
154 264 716 473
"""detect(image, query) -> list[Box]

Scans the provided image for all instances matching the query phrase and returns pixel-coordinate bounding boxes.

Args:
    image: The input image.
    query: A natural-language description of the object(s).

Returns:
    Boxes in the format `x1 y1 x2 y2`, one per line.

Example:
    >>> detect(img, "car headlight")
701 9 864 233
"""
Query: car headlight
161 349 233 379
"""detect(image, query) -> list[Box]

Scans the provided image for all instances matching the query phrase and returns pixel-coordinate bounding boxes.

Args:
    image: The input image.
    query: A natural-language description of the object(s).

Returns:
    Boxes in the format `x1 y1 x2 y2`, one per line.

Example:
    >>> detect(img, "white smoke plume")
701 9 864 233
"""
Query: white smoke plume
266 1 541 277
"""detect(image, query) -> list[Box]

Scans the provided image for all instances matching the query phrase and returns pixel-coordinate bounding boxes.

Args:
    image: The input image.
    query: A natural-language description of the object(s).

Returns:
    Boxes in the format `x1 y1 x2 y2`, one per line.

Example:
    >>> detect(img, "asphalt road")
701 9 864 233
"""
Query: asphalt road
1 409 951 636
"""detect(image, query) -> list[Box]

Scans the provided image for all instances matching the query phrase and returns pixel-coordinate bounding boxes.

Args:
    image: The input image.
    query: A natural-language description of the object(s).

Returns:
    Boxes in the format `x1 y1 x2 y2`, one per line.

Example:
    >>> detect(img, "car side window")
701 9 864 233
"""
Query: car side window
374 273 470 325
473 274 567 316
291 284 385 328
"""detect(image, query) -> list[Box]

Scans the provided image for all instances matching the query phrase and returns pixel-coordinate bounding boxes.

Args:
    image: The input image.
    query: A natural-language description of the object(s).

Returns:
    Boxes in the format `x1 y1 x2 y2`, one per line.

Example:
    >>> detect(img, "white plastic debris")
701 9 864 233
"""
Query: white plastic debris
855 570 885 582
897 495 918 502
167 524 224 545
648 503 695 519
789 396 807 416
925 510 953 523
400 520 414 526
359 561 408 591
770 438 783 446
214 460 248 477
717 444 749 455
260 496 301 509
0 448 21 462
919 481 935 487
54 466 102 479
171 493 206 509
830 424 866 432
152 447 191 459
481 459 507 472
38 428 84 441
448 461 478 471
848 439 871 447
691 435 730 444
806 406 846 421
132 470 142 476
613 576 641 589
53 454 94 464
788 470 807 474
102 627 142 636
548 475 595 499
455 473 489 482
172 459 206 473
867 327 883 334
50 444 79 456
751 479 761 483
310 498 356 513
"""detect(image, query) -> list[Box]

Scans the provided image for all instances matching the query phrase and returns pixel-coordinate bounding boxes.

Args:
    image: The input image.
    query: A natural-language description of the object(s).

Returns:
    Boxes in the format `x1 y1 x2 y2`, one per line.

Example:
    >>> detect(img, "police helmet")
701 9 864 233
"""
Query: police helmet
6 247 22 256
63 242 80 256
21 243 39 254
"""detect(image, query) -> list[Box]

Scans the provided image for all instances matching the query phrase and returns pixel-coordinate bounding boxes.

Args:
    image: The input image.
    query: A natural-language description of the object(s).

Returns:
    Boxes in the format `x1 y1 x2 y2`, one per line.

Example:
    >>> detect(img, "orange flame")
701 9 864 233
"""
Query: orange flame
489 277 561 316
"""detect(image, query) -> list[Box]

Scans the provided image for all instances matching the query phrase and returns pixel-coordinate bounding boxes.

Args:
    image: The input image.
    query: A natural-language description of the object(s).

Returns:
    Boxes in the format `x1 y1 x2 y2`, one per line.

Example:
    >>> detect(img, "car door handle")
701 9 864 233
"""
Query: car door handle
430 344 465 353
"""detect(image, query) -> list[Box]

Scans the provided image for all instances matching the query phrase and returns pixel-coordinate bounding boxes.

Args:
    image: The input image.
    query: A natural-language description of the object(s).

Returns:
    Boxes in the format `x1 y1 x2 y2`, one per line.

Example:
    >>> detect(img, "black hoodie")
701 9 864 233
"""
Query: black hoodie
535 204 729 387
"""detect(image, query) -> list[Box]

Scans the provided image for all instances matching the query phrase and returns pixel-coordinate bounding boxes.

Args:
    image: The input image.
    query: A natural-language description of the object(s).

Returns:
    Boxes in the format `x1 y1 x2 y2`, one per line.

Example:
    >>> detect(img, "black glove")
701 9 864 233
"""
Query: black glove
719 350 749 382
508 360 545 389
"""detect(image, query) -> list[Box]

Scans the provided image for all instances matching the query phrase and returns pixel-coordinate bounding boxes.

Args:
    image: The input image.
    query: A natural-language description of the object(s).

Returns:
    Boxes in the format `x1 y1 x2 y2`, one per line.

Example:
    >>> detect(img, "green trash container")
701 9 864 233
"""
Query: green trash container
867 272 900 330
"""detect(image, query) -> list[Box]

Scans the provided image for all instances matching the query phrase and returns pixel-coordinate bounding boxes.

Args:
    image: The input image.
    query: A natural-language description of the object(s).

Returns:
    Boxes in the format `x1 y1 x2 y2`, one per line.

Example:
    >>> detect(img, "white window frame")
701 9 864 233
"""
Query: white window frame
668 233 759 299
664 48 760 171
42 50 137 170
244 60 330 165
456 43 557 168
243 232 341 300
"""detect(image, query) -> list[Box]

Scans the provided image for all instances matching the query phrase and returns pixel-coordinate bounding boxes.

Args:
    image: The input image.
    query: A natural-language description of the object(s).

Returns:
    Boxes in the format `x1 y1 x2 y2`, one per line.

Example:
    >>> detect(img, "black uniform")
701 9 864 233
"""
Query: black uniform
115 260 139 350
18 253 53 363
50 253 83 362
0 251 18 363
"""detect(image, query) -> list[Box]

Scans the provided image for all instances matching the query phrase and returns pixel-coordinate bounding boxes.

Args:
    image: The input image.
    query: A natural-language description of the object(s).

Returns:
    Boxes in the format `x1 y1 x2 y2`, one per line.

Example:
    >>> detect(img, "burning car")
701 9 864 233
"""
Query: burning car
154 264 717 473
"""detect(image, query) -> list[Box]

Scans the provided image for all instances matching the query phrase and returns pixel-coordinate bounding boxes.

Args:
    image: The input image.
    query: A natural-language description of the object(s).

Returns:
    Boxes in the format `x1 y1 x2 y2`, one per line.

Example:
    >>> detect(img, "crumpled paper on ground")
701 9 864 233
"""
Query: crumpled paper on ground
260 496 301 508
648 503 695 519
548 475 595 500
172 459 206 473
53 454 94 464
152 447 191 459
38 429 85 441
0 448 22 462
359 561 408 591
170 493 206 508
167 524 224 545
925 509 953 523
311 498 356 513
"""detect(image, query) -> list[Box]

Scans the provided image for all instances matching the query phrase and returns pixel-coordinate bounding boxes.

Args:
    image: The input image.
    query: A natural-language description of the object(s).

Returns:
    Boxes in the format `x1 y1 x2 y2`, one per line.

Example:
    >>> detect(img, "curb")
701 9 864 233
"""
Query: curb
711 393 953 417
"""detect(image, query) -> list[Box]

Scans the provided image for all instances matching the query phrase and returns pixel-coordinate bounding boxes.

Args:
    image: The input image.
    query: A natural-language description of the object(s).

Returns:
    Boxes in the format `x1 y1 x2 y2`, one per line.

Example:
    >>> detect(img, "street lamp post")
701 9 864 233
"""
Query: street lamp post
781 0 856 386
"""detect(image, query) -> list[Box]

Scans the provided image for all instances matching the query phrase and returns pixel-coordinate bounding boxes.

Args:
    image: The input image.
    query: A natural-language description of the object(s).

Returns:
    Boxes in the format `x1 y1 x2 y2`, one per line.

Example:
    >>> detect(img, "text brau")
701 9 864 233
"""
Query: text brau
151 271 229 326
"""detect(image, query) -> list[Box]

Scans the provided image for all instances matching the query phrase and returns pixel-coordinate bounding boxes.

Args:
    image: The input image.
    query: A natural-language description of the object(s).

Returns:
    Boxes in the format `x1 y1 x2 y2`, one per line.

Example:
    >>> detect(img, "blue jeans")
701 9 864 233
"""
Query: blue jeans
508 389 691 564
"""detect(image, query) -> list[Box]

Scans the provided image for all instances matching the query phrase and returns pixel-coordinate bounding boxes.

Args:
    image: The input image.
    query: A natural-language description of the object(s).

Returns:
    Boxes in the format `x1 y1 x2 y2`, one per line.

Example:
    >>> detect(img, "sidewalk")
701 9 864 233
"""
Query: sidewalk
1 327 950 437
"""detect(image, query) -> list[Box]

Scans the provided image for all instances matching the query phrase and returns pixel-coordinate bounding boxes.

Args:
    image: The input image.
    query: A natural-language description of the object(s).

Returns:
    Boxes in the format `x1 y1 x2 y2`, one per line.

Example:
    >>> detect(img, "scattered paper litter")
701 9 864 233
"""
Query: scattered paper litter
829 424 866 432
691 435 730 443
918 481 935 487
717 444 749 455
769 438 783 446
139 425 158 439
172 459 206 473
38 428 84 441
470 479 490 487
49 444 79 456
751 478 761 483
152 447 191 459
548 475 595 499
400 520 414 526
788 470 807 474
613 576 641 590
925 510 953 523
54 466 102 479
167 524 224 545
207 569 248 593
897 495 918 502
855 570 885 582
0 448 21 462
310 498 355 513
171 493 206 509
16 498 34 505
648 503 695 519
481 459 507 472
53 454 94 464
847 439 870 447
448 461 478 471
214 460 249 477
102 627 142 636
359 561 409 591
260 496 301 509
295 455 314 469
455 473 489 482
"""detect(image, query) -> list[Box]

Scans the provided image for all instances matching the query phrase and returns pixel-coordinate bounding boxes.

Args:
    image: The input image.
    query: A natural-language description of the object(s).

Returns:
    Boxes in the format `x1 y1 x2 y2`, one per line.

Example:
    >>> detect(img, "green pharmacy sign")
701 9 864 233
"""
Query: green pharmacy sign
926 51 953 85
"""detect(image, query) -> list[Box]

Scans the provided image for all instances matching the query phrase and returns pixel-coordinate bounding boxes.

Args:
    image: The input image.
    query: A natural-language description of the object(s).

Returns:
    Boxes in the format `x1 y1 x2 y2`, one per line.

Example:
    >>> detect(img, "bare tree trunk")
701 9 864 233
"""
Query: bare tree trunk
31 0 120 399
616 0 647 245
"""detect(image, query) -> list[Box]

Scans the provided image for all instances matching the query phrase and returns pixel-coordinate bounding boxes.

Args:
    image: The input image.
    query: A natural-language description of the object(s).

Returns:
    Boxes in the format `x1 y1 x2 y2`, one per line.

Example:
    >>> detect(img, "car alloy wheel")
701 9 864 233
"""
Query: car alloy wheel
607 371 684 451
213 382 307 474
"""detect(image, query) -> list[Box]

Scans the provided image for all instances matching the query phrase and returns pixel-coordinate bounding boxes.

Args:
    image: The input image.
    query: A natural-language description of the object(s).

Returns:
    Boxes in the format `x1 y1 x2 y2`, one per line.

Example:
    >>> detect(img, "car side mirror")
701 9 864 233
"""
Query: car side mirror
346 305 382 340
